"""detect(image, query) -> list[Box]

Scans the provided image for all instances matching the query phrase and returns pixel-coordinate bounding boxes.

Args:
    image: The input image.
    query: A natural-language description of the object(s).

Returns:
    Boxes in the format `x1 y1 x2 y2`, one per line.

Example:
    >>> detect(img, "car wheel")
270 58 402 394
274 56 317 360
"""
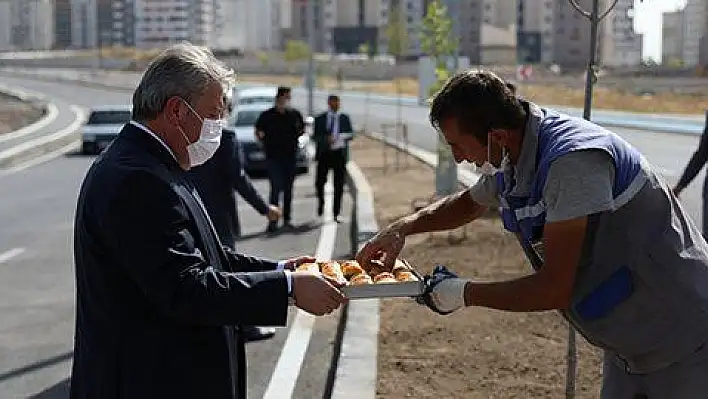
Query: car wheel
82 142 96 155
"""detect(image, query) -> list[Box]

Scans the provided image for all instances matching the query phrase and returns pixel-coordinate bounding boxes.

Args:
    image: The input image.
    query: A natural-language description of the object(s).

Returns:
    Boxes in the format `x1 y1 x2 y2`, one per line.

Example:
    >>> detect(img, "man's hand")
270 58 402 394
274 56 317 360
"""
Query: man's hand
356 224 406 270
327 135 334 144
267 205 282 222
255 130 265 140
281 256 317 271
292 272 347 316
420 265 470 315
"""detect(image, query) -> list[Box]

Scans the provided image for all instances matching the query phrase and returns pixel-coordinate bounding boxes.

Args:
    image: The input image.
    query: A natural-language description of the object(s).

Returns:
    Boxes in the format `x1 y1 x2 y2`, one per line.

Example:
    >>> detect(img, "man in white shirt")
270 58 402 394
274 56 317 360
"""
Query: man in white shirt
313 95 354 222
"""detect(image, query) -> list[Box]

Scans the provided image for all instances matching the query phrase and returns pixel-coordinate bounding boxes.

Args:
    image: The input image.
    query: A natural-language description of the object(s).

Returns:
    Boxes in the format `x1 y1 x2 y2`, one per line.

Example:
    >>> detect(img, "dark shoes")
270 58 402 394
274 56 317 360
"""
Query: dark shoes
242 326 276 342
266 222 278 234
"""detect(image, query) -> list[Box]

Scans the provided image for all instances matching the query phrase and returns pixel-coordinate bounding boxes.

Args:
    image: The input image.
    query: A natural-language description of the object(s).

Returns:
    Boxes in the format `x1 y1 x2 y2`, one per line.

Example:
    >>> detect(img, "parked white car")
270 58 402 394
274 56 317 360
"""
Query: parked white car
81 105 132 155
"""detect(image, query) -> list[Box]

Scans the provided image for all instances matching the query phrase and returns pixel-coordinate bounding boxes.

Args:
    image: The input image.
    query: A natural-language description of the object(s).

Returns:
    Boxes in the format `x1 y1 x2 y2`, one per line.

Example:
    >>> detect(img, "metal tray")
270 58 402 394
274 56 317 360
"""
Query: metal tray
340 262 426 300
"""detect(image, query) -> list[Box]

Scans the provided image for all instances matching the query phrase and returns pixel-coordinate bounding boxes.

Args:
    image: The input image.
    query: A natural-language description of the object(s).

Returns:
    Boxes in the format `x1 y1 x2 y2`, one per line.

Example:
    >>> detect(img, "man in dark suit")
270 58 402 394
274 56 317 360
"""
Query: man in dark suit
673 110 708 238
313 94 354 221
71 43 346 399
255 86 305 232
187 125 282 341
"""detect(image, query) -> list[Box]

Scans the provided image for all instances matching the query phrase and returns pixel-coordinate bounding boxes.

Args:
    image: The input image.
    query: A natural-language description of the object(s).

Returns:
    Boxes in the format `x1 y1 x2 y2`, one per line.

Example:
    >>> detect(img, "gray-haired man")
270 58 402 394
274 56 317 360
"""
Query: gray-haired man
71 43 346 399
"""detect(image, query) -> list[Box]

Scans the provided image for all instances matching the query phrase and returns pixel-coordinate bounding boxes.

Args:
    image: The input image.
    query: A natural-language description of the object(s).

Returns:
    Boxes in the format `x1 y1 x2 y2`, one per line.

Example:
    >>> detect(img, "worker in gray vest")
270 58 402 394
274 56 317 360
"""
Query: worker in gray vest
357 70 708 398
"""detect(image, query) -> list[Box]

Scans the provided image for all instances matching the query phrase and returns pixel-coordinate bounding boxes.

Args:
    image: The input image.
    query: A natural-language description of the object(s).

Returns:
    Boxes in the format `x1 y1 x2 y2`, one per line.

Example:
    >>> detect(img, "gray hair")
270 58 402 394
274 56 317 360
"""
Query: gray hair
132 42 235 121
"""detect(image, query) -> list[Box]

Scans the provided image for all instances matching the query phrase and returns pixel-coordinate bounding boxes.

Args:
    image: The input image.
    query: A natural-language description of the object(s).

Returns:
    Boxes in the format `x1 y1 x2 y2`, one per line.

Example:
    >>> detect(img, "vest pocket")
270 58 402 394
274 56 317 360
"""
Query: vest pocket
574 266 634 320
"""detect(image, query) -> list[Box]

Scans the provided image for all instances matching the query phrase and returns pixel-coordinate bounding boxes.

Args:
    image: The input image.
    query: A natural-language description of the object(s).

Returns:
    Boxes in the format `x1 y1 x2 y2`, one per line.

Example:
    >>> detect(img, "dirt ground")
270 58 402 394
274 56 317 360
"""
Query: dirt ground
349 135 603 398
241 73 708 116
0 94 44 135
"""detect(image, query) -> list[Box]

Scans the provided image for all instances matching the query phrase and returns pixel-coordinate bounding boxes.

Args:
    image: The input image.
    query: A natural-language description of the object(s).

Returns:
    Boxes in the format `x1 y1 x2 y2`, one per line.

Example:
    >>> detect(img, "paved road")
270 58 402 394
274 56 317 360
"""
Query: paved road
0 75 351 398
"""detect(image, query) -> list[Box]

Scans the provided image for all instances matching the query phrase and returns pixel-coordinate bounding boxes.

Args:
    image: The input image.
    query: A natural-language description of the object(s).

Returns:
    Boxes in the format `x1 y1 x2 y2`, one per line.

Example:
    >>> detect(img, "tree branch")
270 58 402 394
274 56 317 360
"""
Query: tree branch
599 0 621 21
567 0 591 19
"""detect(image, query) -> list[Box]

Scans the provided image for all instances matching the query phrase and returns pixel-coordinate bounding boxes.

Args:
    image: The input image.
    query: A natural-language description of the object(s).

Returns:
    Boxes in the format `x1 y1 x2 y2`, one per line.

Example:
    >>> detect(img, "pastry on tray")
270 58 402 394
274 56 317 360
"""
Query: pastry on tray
350 273 373 285
373 272 397 284
296 262 320 273
394 270 418 282
341 260 365 279
392 259 410 275
321 261 347 284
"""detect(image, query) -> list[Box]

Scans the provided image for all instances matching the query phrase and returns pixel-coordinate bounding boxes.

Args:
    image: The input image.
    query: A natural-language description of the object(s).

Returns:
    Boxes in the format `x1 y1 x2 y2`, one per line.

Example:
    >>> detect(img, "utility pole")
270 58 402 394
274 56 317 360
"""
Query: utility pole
565 2 619 397
306 0 316 117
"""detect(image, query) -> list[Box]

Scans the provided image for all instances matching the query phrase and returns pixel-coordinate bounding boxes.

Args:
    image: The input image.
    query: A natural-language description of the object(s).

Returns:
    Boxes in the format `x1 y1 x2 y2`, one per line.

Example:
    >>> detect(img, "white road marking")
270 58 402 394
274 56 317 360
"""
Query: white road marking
0 105 86 177
0 247 25 264
0 102 59 144
263 183 337 399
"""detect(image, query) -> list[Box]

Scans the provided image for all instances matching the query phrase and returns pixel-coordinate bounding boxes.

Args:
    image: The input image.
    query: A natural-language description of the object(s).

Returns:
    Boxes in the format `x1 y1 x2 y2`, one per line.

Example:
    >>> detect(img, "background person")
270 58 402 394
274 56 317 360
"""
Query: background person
255 86 305 232
312 94 354 221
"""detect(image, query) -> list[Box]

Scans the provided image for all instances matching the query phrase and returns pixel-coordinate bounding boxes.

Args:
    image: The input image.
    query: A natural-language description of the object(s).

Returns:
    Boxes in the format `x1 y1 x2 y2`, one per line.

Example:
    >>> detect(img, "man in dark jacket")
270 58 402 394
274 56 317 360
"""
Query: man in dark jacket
255 86 305 232
187 126 282 341
312 95 354 221
674 110 708 237
70 43 346 399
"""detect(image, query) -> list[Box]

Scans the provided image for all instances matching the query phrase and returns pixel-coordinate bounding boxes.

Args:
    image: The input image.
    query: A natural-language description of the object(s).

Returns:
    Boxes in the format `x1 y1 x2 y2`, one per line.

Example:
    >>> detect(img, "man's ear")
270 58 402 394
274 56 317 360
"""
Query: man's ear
488 129 512 147
164 97 184 125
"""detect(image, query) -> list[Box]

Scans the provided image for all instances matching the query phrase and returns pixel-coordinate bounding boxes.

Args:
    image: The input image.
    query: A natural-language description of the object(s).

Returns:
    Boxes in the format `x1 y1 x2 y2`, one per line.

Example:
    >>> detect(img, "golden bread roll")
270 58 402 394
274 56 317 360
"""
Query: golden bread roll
296 262 320 273
395 271 418 282
392 259 410 275
350 273 373 285
321 261 346 283
341 260 365 279
373 272 397 284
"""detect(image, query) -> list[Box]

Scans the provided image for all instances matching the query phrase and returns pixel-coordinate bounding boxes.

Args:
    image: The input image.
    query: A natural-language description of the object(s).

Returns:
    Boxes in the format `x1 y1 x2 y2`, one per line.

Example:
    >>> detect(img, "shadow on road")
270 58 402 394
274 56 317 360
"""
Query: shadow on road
29 378 70 399
0 352 73 384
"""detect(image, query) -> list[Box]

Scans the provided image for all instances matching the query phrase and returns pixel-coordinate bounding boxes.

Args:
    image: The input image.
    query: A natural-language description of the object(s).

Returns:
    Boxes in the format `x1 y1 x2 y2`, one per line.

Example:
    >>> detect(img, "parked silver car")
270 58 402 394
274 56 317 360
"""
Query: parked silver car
81 105 132 155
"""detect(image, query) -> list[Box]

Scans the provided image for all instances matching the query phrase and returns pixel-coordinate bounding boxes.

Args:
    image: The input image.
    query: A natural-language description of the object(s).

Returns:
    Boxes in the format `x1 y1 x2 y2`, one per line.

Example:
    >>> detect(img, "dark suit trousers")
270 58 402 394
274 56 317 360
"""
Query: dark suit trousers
266 156 297 222
316 149 347 217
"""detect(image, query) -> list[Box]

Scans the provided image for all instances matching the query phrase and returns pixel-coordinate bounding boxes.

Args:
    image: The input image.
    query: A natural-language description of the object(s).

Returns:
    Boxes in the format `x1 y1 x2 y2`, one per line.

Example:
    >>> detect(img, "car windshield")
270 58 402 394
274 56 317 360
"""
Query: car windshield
232 110 264 126
87 110 132 125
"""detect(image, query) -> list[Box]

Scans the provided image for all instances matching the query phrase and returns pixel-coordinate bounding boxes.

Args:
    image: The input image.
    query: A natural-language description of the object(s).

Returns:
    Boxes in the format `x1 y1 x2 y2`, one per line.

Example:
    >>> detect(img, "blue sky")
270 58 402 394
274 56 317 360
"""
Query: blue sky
634 0 686 60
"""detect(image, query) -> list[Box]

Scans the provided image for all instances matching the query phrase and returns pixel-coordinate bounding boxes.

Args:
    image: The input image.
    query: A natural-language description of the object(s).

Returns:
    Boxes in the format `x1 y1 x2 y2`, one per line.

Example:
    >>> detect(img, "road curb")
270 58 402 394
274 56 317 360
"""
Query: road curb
329 162 380 399
0 105 86 169
0 83 53 137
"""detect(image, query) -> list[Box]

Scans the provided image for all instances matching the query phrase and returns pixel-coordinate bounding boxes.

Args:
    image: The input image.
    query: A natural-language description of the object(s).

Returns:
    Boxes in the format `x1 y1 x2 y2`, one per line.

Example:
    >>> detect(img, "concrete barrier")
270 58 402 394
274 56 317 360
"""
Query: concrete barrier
328 162 379 399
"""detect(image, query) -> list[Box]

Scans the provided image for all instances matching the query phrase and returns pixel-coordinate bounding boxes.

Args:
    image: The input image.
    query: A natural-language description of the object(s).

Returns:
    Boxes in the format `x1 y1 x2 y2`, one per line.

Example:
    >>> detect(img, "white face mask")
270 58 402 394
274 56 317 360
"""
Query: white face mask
478 133 509 176
178 100 225 167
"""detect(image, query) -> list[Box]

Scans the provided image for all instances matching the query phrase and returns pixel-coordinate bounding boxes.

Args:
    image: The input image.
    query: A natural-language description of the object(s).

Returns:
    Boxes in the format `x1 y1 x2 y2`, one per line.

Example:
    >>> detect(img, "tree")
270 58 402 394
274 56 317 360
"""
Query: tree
385 3 410 155
385 5 409 61
420 0 457 98
419 0 459 196
256 51 270 68
283 39 310 74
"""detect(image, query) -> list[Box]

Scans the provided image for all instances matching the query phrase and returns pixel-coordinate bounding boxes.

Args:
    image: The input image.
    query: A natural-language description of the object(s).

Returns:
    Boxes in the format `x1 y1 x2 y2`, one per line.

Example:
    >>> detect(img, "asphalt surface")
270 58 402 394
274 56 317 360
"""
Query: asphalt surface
0 75 352 398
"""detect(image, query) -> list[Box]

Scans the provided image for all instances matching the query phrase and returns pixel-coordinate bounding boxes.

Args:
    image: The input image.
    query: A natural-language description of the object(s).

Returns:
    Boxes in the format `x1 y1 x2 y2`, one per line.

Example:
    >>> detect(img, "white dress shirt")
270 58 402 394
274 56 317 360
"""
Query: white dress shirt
129 121 293 294
328 111 346 150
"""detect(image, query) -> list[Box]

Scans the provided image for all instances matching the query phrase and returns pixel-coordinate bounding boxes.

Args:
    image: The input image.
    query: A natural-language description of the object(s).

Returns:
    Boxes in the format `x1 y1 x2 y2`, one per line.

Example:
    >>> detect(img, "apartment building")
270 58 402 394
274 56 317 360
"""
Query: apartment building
552 0 606 69
0 0 12 50
482 0 517 30
516 0 553 64
662 9 686 65
683 0 708 67
10 0 54 50
71 0 97 48
238 0 281 51
135 0 217 49
600 0 641 67
54 0 72 49
96 0 136 47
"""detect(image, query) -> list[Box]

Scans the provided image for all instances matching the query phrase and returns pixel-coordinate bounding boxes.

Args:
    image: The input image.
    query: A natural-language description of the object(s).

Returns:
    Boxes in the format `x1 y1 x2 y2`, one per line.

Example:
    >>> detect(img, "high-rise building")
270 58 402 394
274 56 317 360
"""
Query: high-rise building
10 0 54 50
516 0 553 64
683 0 708 66
662 8 686 65
135 0 217 49
71 0 97 48
0 0 13 50
600 0 642 67
54 0 72 49
96 0 135 47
